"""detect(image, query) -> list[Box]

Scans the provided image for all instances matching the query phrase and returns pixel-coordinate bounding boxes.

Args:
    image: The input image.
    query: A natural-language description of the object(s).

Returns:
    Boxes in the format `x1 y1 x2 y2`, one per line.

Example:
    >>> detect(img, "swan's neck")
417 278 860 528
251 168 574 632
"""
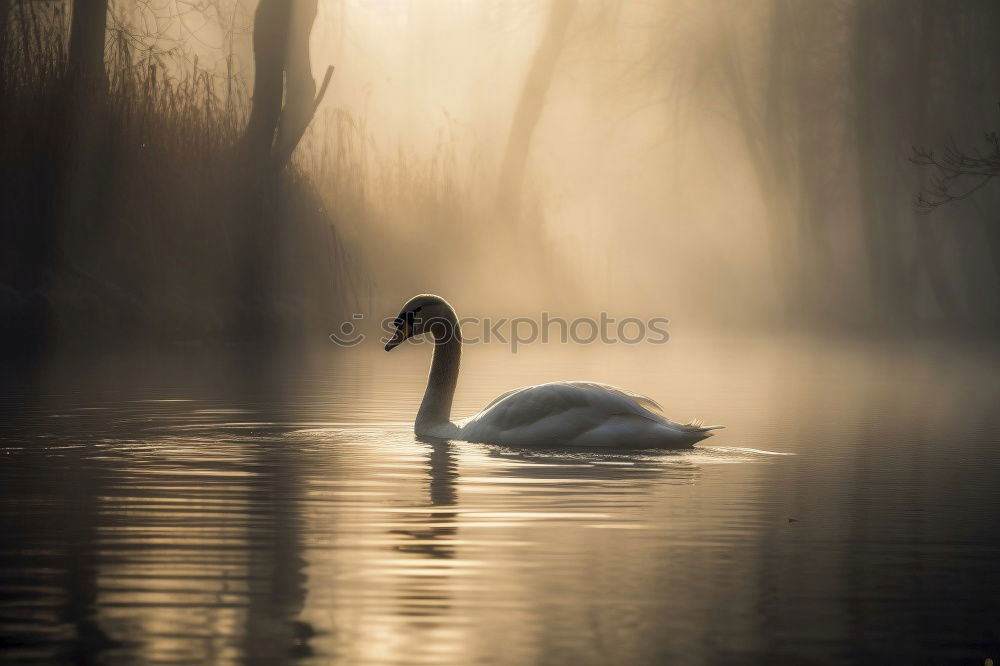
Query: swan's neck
416 317 461 432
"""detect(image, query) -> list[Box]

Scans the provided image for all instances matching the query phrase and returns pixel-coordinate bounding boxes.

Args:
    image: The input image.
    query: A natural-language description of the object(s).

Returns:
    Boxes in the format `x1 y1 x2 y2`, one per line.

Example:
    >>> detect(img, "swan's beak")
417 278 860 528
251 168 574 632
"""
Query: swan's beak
385 326 407 351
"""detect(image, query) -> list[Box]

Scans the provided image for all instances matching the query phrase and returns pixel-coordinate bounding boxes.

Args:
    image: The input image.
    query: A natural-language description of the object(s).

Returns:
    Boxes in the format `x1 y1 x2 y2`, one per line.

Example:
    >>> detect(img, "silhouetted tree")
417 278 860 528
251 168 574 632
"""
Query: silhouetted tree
243 0 330 168
68 0 109 92
0 0 10 51
497 0 576 214
677 1 835 316
913 127 1000 210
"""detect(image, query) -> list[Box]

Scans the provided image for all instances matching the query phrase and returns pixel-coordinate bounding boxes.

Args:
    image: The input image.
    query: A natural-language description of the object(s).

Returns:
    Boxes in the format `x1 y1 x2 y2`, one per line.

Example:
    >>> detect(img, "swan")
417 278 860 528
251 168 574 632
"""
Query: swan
384 294 723 448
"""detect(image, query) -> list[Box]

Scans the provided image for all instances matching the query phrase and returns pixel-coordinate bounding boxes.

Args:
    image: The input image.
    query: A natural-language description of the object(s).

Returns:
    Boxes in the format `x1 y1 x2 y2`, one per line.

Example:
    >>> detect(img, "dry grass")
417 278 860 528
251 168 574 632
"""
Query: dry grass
0 2 574 353
0 3 355 350
300 107 575 319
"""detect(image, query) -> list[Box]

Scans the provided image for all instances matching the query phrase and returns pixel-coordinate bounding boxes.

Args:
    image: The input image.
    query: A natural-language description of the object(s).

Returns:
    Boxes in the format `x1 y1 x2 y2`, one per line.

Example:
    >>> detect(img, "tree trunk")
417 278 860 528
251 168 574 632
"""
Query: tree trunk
715 7 796 313
0 0 10 92
496 0 575 215
243 0 318 166
853 1 917 322
0 0 10 52
904 1 963 323
68 0 108 92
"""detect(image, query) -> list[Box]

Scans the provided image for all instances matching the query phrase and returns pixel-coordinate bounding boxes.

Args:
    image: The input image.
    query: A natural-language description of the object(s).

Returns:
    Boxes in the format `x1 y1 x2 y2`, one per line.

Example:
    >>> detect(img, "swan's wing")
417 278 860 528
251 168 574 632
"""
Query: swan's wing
479 387 524 411
463 381 665 433
556 383 723 432
459 381 720 447
559 381 663 413
477 381 661 416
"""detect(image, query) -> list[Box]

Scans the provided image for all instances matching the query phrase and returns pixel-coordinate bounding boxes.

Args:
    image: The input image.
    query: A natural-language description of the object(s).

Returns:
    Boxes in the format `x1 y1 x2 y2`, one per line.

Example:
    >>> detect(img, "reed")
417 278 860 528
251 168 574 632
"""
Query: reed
0 2 354 350
0 2 571 352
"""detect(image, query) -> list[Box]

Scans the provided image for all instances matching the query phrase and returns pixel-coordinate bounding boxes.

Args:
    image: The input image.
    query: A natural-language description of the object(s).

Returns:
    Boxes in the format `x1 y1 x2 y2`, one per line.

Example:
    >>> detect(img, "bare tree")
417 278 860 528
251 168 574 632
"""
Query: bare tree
912 128 1000 210
0 0 10 49
68 0 109 91
242 0 332 169
496 0 576 214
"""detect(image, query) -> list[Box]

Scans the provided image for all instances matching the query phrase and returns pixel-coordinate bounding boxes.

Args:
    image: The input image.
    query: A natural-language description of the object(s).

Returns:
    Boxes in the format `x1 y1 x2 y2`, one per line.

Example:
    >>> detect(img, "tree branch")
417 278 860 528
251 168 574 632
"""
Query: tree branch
912 127 1000 212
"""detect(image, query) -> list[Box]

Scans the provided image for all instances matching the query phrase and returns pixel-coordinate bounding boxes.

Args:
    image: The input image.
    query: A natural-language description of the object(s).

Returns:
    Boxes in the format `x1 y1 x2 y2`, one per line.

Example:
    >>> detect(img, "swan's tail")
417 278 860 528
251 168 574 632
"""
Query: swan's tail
683 419 725 434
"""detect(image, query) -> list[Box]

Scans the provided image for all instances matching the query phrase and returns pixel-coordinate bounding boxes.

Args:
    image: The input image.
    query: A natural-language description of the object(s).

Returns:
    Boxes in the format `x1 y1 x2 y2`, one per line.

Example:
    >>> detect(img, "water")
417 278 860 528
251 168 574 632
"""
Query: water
1 339 998 665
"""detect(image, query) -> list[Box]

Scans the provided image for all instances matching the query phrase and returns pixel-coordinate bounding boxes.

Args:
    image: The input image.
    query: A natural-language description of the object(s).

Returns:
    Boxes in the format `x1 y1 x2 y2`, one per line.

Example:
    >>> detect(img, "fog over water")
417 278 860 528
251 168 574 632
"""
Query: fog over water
2 340 999 664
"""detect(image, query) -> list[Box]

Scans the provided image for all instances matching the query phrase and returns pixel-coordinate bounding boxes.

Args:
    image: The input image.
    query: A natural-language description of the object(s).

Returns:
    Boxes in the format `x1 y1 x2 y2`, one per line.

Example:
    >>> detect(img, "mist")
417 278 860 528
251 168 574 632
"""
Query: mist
3 0 997 347
300 0 1000 333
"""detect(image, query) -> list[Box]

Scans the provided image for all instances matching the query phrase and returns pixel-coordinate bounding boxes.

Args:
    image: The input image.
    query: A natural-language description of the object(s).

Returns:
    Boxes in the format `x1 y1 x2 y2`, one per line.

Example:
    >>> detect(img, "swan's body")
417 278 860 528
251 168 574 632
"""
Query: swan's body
385 295 722 448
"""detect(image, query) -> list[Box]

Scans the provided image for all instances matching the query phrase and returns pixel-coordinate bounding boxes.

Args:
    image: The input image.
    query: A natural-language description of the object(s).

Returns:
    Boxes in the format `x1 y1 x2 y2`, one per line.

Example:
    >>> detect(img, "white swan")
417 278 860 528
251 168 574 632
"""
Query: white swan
385 294 723 448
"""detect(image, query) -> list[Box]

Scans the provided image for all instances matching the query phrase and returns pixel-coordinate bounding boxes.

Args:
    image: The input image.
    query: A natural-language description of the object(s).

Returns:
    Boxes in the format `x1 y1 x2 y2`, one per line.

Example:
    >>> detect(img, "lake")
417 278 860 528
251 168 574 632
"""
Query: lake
1 338 998 665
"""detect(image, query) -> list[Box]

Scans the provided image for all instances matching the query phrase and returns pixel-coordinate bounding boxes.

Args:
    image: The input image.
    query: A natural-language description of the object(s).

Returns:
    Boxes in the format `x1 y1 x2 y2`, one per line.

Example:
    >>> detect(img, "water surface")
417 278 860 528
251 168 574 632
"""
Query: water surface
1 339 998 664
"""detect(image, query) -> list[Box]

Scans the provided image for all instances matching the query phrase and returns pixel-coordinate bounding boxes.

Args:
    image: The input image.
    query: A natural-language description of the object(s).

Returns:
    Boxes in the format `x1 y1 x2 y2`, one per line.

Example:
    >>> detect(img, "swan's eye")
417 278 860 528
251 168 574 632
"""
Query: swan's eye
394 310 418 330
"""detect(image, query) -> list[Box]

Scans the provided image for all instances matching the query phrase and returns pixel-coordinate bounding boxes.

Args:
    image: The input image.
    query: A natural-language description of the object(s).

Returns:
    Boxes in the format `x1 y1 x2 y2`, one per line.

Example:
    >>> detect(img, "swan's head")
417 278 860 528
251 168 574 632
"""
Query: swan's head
385 294 457 351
